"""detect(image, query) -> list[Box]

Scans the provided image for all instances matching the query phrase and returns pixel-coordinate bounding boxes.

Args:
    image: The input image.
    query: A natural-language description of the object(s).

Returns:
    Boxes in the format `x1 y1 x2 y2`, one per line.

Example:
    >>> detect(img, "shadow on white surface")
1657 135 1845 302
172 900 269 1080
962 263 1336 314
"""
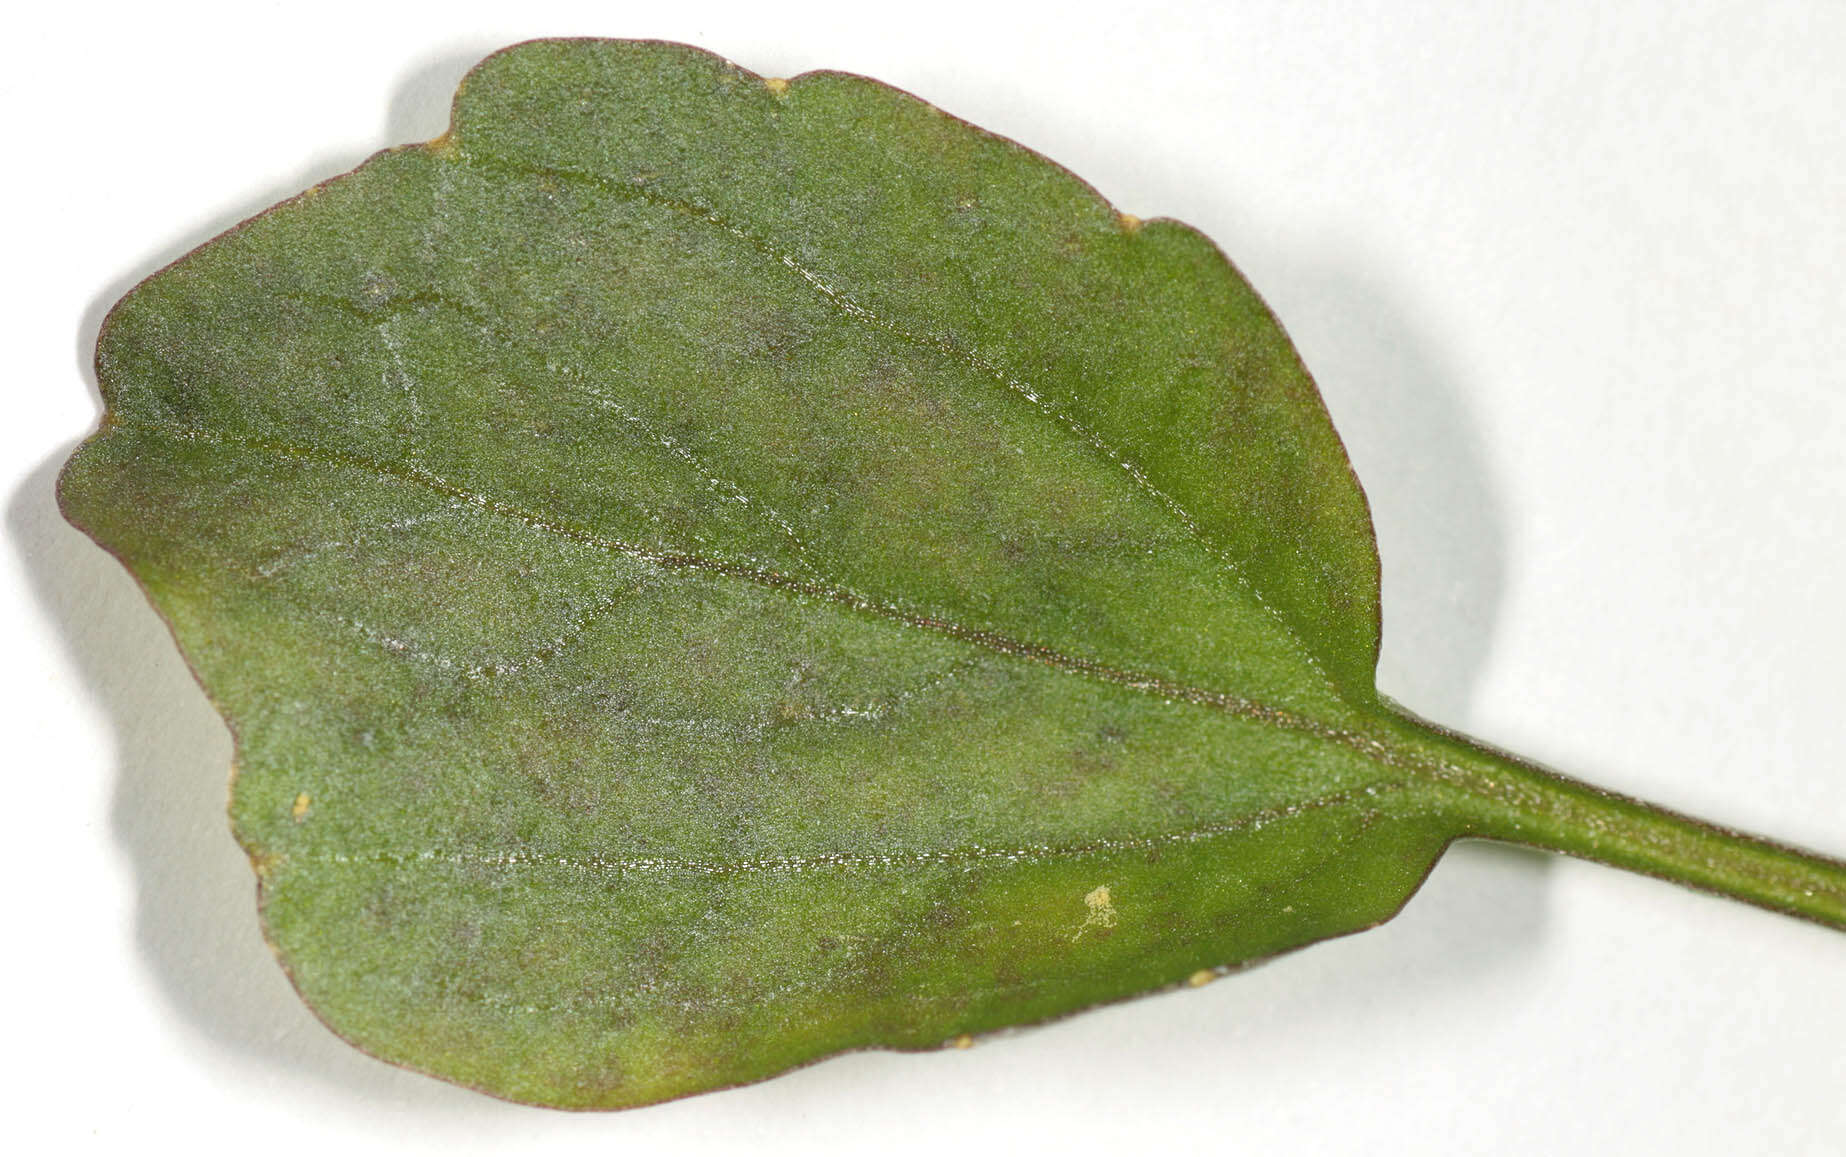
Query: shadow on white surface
1268 252 1508 728
14 41 1553 1122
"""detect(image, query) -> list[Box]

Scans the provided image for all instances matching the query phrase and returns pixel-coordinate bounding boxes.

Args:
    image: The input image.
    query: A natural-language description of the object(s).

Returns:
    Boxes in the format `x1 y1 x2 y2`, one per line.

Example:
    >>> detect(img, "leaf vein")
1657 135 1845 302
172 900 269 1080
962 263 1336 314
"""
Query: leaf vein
290 781 1412 878
455 148 1315 670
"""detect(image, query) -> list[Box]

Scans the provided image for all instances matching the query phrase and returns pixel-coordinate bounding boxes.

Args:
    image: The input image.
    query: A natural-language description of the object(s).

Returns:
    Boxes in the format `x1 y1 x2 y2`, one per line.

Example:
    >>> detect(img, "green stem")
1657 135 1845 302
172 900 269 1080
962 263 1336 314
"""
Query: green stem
1401 716 1846 930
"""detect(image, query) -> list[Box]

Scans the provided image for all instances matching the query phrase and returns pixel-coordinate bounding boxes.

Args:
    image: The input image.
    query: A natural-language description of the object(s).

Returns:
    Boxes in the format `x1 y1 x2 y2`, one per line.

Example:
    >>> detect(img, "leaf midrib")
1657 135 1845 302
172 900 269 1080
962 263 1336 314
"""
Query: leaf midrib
118 415 1411 772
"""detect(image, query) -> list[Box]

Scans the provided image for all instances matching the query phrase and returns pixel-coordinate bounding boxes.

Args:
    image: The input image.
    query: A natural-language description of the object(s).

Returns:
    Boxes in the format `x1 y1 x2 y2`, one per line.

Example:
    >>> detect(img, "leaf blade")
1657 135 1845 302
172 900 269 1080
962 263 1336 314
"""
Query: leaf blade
57 40 1452 1104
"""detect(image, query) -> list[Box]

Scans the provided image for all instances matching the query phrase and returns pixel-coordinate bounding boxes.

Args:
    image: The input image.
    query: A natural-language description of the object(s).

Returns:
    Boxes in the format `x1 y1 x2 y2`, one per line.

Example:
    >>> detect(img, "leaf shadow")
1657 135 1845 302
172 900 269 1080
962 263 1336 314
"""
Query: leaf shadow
16 43 531 1123
1284 260 1508 726
1238 250 1554 1007
21 46 1544 1121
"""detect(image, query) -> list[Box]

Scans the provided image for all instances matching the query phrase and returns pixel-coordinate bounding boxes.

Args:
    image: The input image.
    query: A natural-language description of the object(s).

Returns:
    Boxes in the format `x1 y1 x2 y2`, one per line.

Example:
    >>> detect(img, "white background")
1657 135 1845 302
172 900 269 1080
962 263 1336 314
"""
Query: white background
7 1 1844 1151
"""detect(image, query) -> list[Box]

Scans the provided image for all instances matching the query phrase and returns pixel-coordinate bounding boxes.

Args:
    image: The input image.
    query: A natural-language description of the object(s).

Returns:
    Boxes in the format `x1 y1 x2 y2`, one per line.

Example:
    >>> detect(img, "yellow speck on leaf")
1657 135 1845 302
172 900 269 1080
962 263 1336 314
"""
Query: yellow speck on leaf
1187 969 1216 988
291 792 311 821
1072 884 1118 941
764 76 790 96
1118 211 1143 232
951 1033 974 1050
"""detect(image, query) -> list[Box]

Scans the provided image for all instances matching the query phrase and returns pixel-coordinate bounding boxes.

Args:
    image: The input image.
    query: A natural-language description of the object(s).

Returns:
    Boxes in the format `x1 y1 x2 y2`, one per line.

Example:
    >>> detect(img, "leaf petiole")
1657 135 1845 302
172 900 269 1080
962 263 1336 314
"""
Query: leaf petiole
1406 714 1846 929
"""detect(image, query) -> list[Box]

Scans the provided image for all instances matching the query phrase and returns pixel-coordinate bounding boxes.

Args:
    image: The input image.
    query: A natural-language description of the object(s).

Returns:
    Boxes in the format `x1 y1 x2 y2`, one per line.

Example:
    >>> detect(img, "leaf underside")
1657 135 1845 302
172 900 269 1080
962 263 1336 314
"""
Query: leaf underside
64 40 1490 1108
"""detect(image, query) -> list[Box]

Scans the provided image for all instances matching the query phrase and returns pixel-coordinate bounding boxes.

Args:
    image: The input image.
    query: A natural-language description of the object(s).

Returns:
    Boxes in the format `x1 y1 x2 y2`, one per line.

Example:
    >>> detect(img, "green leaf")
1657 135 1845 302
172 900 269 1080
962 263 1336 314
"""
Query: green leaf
59 39 1846 1109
